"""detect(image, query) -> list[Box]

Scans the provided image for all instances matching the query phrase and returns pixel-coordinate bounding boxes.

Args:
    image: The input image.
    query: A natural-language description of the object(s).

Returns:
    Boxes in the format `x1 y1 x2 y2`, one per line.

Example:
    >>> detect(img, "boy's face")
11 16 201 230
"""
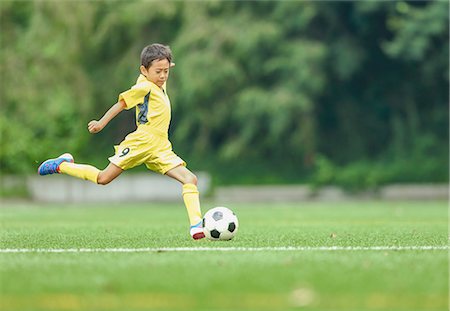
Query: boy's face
140 58 170 88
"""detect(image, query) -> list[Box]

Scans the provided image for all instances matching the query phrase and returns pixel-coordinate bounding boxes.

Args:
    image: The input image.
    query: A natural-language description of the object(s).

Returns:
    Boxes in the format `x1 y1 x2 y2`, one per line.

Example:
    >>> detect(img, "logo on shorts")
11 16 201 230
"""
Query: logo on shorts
119 148 130 157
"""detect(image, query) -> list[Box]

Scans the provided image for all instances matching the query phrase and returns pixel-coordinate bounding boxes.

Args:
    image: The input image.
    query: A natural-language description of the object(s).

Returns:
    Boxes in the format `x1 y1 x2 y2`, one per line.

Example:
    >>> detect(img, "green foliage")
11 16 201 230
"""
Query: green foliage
0 1 448 187
313 132 448 191
383 1 449 61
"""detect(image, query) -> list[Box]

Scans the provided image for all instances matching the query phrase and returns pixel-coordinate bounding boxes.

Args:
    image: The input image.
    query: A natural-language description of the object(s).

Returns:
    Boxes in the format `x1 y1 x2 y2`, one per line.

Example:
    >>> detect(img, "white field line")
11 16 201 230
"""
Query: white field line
0 246 448 253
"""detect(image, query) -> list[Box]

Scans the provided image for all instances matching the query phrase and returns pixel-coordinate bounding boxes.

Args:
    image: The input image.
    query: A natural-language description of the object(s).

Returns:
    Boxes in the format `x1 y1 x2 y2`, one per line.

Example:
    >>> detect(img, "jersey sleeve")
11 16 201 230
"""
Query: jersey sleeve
118 81 152 110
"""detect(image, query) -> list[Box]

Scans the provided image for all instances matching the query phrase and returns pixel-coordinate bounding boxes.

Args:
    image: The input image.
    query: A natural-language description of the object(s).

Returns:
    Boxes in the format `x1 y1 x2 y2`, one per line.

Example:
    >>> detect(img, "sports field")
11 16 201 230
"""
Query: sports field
0 200 448 311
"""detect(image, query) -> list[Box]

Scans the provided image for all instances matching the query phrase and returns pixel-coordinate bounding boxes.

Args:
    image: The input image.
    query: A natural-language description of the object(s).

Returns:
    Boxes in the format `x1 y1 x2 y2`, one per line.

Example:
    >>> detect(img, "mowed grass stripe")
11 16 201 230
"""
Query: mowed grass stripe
1 245 448 253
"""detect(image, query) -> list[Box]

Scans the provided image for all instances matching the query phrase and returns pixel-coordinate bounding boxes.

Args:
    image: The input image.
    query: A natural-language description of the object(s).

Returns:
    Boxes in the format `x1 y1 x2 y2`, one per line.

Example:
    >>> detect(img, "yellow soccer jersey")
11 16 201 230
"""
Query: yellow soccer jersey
118 74 171 137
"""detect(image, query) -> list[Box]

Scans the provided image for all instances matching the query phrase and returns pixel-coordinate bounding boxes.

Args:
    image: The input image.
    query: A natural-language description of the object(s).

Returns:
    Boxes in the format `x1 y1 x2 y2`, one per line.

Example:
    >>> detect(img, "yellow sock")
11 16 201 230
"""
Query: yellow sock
59 162 100 184
182 184 202 226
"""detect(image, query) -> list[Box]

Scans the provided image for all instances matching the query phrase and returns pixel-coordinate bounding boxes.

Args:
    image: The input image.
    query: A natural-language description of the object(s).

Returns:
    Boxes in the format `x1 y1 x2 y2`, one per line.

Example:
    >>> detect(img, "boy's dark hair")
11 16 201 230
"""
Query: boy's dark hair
140 43 172 68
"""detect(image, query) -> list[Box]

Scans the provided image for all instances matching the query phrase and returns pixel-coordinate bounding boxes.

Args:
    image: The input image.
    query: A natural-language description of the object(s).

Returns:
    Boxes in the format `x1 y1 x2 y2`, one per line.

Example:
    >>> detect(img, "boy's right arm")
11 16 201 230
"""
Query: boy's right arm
88 99 127 133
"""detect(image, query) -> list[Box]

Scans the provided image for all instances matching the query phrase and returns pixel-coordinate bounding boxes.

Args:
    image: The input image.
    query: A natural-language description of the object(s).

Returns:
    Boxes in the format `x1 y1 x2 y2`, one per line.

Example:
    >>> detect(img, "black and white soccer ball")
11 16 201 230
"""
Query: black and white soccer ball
203 207 239 241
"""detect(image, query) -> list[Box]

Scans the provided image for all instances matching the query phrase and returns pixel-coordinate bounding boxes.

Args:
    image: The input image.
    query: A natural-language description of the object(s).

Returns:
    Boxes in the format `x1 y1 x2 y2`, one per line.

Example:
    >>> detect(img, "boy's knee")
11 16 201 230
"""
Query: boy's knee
97 178 111 185
186 172 198 185
97 173 112 185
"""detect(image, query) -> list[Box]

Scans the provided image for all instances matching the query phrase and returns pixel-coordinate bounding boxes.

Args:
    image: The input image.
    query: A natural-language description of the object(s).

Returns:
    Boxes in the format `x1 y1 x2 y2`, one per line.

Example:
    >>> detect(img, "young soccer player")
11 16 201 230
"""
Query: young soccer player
38 43 205 240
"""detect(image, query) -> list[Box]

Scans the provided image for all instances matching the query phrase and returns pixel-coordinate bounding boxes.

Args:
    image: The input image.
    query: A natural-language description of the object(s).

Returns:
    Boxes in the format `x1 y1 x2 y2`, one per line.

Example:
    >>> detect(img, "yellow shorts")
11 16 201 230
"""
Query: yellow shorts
108 129 185 174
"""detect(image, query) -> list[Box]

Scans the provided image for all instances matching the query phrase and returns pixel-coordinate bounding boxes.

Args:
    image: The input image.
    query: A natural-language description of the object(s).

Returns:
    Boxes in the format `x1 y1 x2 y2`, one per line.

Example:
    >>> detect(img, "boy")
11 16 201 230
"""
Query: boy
38 43 205 240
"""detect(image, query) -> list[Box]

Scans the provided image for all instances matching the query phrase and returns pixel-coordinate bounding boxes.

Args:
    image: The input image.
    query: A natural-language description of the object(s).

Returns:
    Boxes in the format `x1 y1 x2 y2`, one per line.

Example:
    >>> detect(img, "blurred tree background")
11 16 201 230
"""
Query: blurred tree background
1 0 448 189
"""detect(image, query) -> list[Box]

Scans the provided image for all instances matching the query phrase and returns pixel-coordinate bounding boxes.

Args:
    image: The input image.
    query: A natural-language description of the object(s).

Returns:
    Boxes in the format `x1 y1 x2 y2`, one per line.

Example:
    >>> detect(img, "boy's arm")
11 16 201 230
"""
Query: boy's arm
88 99 127 133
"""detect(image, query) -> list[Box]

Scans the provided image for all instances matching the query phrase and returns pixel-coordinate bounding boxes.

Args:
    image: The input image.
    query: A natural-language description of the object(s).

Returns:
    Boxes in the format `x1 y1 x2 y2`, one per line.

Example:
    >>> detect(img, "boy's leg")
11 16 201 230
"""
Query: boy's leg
96 163 123 185
39 153 123 185
59 162 123 185
58 162 101 184
165 165 204 239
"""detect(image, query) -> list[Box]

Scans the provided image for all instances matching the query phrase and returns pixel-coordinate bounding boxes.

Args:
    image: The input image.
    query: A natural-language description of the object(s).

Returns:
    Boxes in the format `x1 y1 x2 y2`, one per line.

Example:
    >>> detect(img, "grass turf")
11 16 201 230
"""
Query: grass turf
0 200 448 311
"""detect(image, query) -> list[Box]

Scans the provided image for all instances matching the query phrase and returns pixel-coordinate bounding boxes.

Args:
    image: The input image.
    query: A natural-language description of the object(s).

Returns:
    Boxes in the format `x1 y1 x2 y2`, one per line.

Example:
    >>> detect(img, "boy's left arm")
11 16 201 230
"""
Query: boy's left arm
88 100 127 133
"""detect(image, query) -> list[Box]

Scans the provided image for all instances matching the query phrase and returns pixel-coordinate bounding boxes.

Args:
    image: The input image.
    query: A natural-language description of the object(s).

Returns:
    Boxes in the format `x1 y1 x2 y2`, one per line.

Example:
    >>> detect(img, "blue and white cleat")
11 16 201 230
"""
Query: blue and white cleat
37 153 74 176
190 220 205 240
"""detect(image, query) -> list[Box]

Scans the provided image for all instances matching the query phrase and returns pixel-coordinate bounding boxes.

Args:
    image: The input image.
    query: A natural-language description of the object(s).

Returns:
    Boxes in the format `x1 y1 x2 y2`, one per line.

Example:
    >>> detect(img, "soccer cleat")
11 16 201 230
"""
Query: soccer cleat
37 153 74 175
190 220 205 240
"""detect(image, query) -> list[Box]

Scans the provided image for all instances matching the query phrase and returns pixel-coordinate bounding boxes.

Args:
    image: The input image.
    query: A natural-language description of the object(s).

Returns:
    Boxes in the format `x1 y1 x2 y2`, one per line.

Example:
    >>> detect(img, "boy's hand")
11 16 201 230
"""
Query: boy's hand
88 120 104 133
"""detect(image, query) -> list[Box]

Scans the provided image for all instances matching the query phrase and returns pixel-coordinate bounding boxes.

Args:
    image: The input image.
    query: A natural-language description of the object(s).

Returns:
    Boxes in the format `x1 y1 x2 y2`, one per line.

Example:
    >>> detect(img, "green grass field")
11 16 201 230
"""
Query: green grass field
0 200 448 311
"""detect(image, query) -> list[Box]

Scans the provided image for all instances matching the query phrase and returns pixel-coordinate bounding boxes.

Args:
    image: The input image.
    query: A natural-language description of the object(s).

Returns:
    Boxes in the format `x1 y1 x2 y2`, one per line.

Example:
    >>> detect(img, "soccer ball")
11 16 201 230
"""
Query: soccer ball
203 207 239 241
